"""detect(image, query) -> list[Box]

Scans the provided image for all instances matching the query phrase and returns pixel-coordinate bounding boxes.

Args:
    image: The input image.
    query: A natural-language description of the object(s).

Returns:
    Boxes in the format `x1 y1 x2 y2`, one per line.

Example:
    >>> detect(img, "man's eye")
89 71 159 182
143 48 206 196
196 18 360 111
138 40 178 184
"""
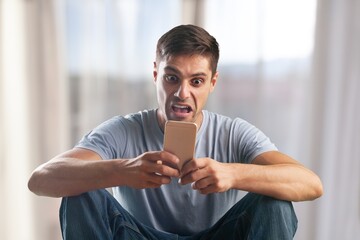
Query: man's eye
165 75 178 82
192 79 203 86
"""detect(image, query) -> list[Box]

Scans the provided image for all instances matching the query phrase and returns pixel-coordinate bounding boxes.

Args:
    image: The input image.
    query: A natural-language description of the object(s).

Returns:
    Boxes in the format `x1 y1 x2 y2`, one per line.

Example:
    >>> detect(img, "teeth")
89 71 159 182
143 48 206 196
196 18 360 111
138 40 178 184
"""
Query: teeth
174 105 188 109
173 105 191 113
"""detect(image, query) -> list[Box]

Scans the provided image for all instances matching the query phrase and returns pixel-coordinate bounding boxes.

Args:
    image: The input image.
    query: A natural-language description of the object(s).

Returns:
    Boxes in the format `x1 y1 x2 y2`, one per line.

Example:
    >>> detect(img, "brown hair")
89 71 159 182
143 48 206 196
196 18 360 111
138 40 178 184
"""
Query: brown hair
156 24 220 75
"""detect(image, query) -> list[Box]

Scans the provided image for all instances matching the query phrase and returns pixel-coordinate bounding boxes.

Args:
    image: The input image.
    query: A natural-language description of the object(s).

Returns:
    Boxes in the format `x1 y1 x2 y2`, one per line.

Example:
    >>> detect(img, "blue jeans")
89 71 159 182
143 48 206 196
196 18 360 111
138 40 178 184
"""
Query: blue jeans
60 189 297 240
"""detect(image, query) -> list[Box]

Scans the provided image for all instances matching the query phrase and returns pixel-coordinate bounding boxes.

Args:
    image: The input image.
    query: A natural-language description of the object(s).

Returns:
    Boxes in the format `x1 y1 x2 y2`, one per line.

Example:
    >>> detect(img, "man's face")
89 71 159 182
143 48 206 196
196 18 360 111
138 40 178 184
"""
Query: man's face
153 54 218 130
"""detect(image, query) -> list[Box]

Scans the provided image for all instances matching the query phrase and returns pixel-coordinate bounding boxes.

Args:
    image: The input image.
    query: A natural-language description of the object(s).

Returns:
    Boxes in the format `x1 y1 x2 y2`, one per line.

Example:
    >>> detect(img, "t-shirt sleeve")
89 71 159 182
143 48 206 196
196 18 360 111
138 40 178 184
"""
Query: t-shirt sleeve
234 119 278 163
75 116 125 160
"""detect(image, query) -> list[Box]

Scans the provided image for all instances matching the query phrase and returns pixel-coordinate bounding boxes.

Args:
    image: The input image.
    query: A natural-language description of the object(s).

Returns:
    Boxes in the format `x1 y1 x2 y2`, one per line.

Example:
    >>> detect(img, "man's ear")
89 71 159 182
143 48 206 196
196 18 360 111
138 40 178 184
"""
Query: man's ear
210 71 218 93
153 62 158 83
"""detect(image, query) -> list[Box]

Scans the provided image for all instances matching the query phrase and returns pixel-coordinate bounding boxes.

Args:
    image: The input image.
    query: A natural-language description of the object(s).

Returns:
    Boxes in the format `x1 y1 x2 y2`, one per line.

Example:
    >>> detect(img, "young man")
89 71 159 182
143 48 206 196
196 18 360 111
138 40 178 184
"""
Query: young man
28 25 323 239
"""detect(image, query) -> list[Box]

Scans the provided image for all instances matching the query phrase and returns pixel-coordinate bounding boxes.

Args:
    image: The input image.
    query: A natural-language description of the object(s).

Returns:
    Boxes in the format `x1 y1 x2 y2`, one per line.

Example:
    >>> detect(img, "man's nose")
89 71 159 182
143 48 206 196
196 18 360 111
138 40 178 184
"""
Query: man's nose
174 82 190 100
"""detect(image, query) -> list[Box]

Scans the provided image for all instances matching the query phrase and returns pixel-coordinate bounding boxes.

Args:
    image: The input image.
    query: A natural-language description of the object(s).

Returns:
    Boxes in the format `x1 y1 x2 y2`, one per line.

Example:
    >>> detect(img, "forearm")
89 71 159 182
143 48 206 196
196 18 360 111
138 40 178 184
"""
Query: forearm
231 163 323 202
28 158 123 198
28 149 181 198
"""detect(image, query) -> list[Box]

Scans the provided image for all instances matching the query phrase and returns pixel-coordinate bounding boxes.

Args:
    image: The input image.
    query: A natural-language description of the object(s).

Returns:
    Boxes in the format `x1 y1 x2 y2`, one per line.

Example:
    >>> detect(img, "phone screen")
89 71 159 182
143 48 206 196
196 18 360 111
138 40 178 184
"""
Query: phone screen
163 121 197 169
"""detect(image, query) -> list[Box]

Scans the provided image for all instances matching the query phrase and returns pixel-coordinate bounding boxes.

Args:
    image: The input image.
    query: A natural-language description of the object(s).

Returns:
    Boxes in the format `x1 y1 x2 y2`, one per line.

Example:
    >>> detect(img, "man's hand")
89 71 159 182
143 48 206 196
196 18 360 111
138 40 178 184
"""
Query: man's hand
122 151 180 189
179 158 234 194
28 148 181 197
179 151 323 201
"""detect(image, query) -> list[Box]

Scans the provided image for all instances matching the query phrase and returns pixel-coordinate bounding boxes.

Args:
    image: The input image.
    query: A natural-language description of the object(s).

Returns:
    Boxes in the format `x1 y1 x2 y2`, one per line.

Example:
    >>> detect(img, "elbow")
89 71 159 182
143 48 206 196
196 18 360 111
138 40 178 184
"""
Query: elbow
313 177 324 199
302 168 324 201
292 176 324 202
28 173 59 197
28 169 51 197
304 175 324 201
27 171 41 195
28 168 75 198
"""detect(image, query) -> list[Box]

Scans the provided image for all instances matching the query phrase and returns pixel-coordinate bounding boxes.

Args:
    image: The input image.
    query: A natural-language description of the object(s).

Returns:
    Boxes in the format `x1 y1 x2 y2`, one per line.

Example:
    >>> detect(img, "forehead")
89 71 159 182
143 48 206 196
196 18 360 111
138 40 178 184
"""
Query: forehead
158 54 212 74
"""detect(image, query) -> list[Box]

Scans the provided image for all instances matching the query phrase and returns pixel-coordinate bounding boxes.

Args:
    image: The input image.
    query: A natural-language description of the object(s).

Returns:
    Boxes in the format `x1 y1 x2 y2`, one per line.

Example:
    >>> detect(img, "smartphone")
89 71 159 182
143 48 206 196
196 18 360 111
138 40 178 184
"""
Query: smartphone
163 121 197 170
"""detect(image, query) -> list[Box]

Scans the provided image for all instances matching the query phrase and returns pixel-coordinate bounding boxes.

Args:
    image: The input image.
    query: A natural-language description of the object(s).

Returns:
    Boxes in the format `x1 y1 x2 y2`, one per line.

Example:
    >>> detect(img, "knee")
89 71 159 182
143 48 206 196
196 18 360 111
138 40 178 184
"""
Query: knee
61 190 96 210
235 193 298 225
60 189 113 217
253 195 298 232
258 195 296 217
59 190 120 239
238 193 297 226
246 194 298 238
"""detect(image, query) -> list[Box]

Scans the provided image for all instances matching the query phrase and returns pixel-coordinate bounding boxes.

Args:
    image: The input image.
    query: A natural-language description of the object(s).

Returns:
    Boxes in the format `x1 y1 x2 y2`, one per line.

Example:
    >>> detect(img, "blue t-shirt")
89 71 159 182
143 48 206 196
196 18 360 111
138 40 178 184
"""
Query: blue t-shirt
76 109 277 235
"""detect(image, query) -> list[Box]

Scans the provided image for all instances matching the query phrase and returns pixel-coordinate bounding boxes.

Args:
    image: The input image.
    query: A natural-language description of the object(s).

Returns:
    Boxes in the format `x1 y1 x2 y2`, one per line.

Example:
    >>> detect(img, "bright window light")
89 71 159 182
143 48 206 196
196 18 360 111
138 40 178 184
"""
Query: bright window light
204 0 317 63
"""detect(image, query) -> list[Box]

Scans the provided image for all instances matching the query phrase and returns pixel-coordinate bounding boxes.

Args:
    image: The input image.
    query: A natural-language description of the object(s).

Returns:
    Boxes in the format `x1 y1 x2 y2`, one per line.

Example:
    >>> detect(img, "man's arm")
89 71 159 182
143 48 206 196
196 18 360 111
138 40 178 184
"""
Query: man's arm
28 147 180 198
179 151 323 202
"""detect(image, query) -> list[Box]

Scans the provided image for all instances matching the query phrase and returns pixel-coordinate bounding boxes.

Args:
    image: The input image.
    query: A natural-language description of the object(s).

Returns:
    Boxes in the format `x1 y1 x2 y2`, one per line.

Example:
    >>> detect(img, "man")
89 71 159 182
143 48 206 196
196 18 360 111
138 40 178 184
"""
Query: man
28 24 323 239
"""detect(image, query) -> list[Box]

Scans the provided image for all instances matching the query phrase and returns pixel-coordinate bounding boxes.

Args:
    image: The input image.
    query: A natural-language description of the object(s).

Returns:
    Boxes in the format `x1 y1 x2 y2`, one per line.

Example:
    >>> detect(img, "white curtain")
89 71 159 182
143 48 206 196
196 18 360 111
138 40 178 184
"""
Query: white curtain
0 0 68 239
300 0 360 239
1 0 359 239
65 0 182 143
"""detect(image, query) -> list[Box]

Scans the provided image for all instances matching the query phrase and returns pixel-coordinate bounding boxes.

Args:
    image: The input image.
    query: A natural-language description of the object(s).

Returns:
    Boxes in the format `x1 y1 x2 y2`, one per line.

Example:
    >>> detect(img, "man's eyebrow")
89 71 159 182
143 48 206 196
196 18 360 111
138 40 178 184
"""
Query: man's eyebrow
164 66 208 77
164 66 181 75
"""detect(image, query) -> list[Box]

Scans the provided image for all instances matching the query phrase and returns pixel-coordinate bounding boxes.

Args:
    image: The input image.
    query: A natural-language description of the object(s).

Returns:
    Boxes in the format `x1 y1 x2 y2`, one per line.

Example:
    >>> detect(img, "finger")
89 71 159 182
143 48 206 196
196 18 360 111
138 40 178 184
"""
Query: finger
181 158 201 176
192 176 212 190
147 151 180 168
154 162 180 177
198 185 217 195
147 173 172 185
141 159 179 177
196 180 229 194
179 168 203 185
144 182 162 189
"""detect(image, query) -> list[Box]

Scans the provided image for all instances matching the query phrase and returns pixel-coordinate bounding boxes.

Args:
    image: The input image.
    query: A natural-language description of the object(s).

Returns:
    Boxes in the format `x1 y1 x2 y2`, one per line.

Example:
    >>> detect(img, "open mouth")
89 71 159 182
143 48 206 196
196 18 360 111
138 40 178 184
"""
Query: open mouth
172 104 192 114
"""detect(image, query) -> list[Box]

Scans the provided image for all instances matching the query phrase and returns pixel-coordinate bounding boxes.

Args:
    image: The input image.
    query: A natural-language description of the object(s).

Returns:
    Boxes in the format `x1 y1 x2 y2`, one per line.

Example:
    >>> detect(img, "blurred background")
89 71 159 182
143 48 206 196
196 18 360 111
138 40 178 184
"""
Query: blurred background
0 0 359 239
